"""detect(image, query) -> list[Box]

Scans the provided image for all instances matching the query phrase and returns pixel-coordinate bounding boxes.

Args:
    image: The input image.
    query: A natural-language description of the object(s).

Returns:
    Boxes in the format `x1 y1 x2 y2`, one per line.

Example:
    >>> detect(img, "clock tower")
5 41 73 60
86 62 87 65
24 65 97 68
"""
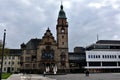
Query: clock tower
56 4 69 72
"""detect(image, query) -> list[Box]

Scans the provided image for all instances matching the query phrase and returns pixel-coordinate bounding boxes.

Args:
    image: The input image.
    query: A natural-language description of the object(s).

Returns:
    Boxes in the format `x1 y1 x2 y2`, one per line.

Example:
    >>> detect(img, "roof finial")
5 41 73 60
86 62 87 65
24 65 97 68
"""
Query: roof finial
61 0 62 5
60 0 63 9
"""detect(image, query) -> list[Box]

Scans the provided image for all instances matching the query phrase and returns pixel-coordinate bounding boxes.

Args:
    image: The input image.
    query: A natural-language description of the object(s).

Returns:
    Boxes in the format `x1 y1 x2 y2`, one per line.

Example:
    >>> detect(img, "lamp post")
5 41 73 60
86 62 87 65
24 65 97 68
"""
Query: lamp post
0 29 6 80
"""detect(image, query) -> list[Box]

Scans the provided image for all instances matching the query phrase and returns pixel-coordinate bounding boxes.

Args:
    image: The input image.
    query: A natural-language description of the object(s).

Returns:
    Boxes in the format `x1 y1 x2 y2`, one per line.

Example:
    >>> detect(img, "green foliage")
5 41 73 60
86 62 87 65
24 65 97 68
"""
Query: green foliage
2 73 12 79
0 40 9 57
0 48 9 58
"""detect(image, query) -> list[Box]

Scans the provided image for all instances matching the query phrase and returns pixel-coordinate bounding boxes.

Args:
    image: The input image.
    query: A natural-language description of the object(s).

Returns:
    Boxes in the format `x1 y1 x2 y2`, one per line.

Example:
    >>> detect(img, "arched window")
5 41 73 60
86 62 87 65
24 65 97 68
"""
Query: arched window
62 36 64 39
41 49 54 60
61 52 66 60
46 46 51 50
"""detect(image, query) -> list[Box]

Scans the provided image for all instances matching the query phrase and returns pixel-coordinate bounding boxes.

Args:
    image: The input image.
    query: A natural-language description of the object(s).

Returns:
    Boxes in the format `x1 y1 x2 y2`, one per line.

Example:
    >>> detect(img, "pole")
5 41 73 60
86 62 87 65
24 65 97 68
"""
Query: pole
0 29 6 80
97 34 99 41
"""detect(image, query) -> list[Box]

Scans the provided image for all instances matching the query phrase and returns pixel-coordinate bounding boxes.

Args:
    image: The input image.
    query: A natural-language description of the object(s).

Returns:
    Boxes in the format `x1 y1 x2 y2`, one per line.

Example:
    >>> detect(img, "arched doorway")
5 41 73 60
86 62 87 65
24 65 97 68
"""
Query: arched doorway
44 63 56 73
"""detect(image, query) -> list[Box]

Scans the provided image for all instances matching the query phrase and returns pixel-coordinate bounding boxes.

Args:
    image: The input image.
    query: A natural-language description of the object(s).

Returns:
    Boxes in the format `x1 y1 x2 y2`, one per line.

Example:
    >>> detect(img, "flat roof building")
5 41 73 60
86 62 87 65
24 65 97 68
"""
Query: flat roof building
85 40 120 72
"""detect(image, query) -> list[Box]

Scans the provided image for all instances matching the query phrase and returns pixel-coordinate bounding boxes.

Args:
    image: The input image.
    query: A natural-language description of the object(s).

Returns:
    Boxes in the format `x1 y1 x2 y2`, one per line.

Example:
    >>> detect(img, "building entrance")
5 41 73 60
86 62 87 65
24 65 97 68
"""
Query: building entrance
7 67 10 73
42 63 57 74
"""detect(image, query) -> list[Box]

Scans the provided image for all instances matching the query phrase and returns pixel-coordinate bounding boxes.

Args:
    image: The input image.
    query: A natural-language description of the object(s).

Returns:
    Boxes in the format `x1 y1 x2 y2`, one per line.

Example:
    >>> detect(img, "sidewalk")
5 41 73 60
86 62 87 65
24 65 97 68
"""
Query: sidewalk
7 74 56 80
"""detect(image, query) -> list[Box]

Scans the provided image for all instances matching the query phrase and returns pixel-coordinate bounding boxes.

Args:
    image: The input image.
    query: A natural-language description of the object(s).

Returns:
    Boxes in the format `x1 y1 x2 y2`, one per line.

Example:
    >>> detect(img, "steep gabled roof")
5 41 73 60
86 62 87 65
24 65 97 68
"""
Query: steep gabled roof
26 38 41 49
40 28 56 45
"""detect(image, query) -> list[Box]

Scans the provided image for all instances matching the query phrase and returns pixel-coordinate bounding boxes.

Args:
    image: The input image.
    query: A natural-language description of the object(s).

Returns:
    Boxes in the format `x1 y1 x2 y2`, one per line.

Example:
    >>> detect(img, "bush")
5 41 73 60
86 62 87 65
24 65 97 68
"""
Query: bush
2 73 12 79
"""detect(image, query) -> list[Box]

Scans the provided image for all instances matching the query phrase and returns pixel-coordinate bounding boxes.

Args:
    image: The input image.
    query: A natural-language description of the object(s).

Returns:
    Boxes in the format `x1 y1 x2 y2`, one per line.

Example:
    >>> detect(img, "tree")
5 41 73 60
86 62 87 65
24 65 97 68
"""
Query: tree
0 40 9 58
0 48 9 57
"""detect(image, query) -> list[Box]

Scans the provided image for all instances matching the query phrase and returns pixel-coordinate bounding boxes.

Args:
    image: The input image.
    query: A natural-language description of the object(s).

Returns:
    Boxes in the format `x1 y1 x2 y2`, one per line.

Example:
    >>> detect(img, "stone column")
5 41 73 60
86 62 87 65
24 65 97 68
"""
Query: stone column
117 62 118 67
101 62 102 67
87 62 89 67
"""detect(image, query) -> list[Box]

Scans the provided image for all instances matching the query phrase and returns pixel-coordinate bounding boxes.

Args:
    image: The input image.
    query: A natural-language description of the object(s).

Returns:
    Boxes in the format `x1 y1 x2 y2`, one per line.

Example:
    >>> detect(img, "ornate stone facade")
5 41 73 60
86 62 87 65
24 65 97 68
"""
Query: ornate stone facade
20 4 69 73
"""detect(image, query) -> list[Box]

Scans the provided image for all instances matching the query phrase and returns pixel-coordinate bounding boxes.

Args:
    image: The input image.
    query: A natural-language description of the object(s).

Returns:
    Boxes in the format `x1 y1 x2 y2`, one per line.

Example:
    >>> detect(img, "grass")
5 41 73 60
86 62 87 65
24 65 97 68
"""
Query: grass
2 73 12 79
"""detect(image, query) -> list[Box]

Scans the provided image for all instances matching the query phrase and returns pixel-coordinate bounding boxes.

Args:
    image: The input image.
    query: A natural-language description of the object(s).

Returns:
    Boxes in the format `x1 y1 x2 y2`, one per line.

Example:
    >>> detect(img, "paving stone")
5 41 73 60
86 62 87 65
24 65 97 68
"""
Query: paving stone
7 74 55 80
47 73 120 80
7 73 120 80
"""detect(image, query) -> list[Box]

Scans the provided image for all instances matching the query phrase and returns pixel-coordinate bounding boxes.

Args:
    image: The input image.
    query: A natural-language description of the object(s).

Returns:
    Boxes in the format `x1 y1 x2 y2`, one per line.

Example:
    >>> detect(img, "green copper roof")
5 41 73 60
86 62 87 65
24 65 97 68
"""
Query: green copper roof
58 4 66 19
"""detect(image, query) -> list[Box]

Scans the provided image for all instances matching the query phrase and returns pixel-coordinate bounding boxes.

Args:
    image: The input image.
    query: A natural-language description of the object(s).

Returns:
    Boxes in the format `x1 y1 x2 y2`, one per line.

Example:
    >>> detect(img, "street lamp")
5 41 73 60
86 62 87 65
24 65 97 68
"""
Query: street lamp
0 29 6 80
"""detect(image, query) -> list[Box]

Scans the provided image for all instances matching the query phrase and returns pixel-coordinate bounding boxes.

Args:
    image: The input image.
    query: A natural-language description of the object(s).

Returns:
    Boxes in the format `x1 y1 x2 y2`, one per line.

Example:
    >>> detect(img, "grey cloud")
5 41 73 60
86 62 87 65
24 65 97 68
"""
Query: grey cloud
0 0 120 52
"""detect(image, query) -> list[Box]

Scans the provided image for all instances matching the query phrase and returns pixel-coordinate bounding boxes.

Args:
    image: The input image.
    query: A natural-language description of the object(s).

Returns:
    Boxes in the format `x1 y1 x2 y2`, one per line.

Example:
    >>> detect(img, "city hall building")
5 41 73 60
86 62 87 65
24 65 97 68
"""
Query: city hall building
85 40 120 72
20 4 69 73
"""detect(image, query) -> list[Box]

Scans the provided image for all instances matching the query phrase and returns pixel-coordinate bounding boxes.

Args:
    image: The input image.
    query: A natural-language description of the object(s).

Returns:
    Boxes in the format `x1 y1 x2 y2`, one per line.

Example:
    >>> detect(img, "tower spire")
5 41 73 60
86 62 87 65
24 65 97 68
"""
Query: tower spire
61 0 62 5
58 1 66 19
60 0 63 10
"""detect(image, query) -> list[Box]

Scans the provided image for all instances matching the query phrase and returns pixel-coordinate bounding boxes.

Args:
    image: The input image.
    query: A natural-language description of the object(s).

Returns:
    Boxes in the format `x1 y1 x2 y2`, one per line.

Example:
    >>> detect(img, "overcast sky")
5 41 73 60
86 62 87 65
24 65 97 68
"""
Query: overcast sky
0 0 120 52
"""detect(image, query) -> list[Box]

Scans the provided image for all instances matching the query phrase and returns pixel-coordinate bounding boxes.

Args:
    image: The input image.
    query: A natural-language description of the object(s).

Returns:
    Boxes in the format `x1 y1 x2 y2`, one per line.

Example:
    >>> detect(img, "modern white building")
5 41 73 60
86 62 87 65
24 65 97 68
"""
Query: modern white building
85 40 120 72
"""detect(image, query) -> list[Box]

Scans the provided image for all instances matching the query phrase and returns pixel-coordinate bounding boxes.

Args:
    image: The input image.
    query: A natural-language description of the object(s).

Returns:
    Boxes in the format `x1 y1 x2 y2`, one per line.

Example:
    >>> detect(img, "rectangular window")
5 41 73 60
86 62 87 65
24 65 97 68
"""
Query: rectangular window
4 67 6 71
12 56 15 59
8 61 10 65
12 61 14 65
62 36 64 39
98 55 100 58
118 62 120 66
25 57 31 62
88 55 90 58
11 67 14 71
112 55 114 58
62 42 64 45
89 62 101 66
91 55 93 58
96 55 100 58
102 62 117 66
25 64 30 68
110 55 112 58
107 55 109 58
102 55 104 58
4 61 6 65
26 50 31 54
119 55 120 58
33 64 36 68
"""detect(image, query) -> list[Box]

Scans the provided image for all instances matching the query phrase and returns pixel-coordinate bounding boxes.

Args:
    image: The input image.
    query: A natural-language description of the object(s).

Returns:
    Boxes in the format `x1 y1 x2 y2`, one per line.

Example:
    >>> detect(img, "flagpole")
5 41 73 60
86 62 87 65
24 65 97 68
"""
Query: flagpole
0 29 6 80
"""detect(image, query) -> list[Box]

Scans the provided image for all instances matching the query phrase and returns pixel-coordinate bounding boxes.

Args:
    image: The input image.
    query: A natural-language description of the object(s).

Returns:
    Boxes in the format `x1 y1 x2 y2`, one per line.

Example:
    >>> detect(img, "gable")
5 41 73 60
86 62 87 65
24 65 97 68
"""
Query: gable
40 28 56 45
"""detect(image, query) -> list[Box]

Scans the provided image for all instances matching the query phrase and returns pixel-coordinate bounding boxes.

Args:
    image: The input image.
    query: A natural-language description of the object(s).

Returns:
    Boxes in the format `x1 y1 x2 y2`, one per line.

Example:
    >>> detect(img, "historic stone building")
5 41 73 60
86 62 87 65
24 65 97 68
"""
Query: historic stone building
0 49 21 73
20 4 69 73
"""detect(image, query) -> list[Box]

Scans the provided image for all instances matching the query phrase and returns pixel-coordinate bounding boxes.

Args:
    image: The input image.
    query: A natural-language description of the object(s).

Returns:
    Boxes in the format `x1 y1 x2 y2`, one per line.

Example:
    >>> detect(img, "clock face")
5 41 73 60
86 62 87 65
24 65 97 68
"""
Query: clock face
42 51 54 59
61 29 65 33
